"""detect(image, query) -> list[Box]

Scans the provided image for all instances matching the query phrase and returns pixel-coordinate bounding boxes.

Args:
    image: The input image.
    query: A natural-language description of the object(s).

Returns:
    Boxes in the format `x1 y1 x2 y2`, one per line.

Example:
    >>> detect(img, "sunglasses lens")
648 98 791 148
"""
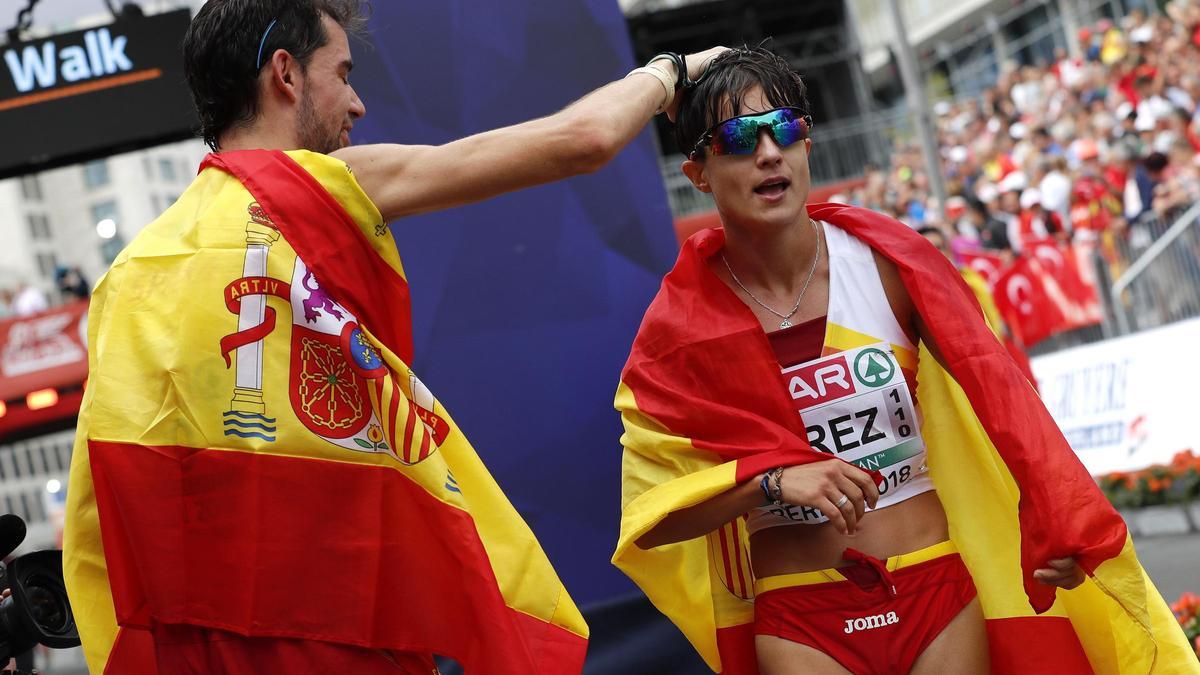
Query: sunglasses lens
771 111 809 147
713 117 761 155
705 109 809 157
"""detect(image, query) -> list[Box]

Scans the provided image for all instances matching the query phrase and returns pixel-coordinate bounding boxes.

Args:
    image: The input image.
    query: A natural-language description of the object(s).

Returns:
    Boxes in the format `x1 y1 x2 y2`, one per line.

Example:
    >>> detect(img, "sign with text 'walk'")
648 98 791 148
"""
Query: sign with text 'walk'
0 9 196 179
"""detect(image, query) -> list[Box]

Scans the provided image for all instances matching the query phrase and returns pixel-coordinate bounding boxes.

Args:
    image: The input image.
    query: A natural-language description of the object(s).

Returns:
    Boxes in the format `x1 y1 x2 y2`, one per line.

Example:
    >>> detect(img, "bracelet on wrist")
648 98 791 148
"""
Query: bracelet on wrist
648 51 688 91
625 66 673 113
758 473 774 506
769 466 785 506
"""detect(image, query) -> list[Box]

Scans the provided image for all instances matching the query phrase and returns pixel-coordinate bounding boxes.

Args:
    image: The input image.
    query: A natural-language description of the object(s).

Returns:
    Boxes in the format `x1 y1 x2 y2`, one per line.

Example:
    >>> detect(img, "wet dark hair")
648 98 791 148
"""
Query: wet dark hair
183 0 369 151
673 45 812 158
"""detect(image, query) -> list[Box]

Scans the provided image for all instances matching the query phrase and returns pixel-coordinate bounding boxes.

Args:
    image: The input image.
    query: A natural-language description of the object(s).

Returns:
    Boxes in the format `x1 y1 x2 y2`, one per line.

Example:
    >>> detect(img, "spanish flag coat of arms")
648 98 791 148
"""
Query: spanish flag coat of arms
613 204 1198 674
63 150 588 673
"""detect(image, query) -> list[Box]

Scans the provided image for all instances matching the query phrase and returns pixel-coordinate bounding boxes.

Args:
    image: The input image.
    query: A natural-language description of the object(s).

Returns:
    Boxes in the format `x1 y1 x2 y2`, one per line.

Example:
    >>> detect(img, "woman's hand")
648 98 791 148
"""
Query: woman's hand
778 460 880 535
1034 557 1085 589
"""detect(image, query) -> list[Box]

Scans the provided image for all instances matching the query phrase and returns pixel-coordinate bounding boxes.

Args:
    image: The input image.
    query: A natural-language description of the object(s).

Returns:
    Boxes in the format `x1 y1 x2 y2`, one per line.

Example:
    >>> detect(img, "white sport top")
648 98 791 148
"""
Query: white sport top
745 222 934 535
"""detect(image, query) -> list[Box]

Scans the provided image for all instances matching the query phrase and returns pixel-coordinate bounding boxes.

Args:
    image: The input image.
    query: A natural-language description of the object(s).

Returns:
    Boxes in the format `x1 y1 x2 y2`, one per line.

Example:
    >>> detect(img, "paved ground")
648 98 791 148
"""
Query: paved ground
1134 530 1200 603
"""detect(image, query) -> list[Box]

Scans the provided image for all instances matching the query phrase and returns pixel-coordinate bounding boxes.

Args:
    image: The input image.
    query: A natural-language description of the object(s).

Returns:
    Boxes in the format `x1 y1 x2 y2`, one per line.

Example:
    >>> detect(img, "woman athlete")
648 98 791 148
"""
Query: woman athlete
622 47 1086 675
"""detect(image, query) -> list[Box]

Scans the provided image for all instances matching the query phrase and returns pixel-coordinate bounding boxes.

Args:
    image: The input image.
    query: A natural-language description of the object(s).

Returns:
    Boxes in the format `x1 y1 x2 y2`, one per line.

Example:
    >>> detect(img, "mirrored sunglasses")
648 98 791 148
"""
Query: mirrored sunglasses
689 107 812 160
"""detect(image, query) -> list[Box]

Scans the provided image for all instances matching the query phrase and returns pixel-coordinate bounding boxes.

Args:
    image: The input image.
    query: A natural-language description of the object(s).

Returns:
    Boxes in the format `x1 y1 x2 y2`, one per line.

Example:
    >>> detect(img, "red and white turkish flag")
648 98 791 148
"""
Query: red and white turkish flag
961 241 1102 346
1026 238 1103 326
993 256 1069 346
958 249 1007 286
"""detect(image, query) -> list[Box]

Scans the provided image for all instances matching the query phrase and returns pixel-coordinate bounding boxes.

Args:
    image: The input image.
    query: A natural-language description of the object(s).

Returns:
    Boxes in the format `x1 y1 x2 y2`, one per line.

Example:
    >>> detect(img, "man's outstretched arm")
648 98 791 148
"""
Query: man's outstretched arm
333 48 724 222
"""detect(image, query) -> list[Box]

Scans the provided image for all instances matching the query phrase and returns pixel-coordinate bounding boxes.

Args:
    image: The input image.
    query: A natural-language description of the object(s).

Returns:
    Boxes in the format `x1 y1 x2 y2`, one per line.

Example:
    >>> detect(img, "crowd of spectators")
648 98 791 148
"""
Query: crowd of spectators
845 2 1200 268
8 8 1198 317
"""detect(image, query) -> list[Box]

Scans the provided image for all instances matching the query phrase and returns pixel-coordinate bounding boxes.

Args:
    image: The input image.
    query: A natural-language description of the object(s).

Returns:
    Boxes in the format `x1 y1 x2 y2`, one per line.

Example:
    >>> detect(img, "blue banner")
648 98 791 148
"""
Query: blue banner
353 1 679 605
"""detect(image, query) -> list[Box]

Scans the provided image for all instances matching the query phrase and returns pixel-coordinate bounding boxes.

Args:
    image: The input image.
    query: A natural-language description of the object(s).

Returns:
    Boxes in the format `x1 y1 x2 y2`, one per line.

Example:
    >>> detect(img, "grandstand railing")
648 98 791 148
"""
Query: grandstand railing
1026 203 1200 356
1111 203 1200 335
659 155 713 220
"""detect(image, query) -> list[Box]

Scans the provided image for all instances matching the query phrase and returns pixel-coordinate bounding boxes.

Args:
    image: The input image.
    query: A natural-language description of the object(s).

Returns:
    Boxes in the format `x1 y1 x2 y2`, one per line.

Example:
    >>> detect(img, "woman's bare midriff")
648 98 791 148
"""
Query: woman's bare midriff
749 490 949 578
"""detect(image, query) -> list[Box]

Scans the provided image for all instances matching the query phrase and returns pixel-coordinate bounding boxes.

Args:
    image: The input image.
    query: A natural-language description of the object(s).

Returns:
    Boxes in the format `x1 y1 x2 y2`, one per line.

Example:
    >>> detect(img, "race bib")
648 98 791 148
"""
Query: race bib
785 342 920 474
761 343 929 524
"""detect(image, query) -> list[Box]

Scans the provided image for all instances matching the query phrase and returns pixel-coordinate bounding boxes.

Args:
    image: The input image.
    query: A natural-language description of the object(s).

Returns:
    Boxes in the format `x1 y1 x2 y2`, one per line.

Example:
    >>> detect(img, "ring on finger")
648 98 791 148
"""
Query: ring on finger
835 494 850 508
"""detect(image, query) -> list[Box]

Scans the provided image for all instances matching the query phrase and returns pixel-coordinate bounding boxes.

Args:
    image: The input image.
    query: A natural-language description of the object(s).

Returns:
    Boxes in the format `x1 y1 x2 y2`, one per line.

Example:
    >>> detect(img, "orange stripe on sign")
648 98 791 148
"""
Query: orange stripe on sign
0 68 163 112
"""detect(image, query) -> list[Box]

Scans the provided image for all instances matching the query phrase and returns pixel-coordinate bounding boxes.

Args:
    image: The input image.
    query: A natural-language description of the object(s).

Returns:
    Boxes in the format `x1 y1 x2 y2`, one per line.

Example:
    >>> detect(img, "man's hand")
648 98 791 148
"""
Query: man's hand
1034 557 1085 589
664 47 728 122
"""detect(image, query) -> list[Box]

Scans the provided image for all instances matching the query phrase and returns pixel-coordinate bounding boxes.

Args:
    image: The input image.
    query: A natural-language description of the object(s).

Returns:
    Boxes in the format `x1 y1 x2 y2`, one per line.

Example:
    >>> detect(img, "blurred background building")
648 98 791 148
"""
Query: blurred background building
0 142 207 301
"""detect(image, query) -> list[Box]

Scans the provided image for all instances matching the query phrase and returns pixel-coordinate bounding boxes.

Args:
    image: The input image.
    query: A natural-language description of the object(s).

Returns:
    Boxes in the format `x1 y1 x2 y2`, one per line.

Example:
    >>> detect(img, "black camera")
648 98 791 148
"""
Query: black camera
0 514 81 671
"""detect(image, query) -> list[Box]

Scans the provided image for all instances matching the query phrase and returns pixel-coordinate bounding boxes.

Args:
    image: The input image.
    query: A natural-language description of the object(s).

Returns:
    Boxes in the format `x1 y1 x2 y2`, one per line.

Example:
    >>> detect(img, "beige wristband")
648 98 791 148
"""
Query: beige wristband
627 65 675 114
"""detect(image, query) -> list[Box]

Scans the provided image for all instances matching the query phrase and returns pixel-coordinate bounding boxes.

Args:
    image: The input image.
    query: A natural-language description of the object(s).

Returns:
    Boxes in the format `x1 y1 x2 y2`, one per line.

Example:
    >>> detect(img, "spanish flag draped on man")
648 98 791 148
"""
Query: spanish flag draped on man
64 150 588 673
614 203 1197 674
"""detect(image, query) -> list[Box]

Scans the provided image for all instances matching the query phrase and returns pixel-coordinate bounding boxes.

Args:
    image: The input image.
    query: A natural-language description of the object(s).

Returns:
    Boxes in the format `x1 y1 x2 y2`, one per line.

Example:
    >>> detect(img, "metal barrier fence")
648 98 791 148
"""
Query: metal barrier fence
1111 204 1200 335
1025 204 1200 356
659 155 713 219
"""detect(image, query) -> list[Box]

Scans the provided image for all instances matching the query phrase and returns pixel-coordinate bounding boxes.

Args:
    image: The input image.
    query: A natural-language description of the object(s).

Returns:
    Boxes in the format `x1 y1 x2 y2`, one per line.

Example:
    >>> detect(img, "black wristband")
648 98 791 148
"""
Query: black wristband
649 52 687 91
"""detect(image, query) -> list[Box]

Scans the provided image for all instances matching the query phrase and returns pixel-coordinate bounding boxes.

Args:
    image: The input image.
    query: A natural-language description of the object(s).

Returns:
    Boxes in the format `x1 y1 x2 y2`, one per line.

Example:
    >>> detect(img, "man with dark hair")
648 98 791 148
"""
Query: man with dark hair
181 0 368 153
613 45 1194 675
63 2 724 672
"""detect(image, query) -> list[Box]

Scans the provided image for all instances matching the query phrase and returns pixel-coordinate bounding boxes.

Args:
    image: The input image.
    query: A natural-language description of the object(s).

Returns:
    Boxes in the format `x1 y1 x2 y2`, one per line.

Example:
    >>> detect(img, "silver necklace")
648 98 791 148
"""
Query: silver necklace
722 219 821 330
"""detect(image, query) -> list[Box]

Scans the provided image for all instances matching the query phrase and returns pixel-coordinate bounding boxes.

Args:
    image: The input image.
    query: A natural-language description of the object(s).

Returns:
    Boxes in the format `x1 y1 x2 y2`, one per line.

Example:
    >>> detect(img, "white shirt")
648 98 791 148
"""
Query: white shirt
1039 170 1073 225
12 286 48 317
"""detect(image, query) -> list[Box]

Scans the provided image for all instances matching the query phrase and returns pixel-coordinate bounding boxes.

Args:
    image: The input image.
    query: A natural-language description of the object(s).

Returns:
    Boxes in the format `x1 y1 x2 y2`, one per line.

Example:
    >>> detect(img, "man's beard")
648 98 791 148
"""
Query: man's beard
297 90 343 155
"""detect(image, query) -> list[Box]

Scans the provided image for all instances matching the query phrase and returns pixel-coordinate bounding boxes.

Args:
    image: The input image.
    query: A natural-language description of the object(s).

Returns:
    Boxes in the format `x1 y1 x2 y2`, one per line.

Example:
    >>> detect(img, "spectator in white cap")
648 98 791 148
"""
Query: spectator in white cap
1017 187 1067 251
998 170 1028 194
1129 23 1154 46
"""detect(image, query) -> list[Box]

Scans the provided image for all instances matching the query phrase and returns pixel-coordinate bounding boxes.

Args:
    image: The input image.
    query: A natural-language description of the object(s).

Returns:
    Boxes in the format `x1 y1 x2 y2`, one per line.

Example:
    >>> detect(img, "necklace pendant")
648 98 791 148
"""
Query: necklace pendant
779 319 793 329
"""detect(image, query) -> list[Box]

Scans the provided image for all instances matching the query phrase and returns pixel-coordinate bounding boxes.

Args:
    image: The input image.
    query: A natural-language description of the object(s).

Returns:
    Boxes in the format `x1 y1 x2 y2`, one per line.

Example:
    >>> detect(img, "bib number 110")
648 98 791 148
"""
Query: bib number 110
888 387 911 438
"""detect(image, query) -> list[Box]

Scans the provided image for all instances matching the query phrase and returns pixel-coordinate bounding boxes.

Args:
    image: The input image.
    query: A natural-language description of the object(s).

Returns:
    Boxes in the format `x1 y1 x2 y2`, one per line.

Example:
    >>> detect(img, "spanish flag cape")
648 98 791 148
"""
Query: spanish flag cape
64 150 588 674
613 203 1197 674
